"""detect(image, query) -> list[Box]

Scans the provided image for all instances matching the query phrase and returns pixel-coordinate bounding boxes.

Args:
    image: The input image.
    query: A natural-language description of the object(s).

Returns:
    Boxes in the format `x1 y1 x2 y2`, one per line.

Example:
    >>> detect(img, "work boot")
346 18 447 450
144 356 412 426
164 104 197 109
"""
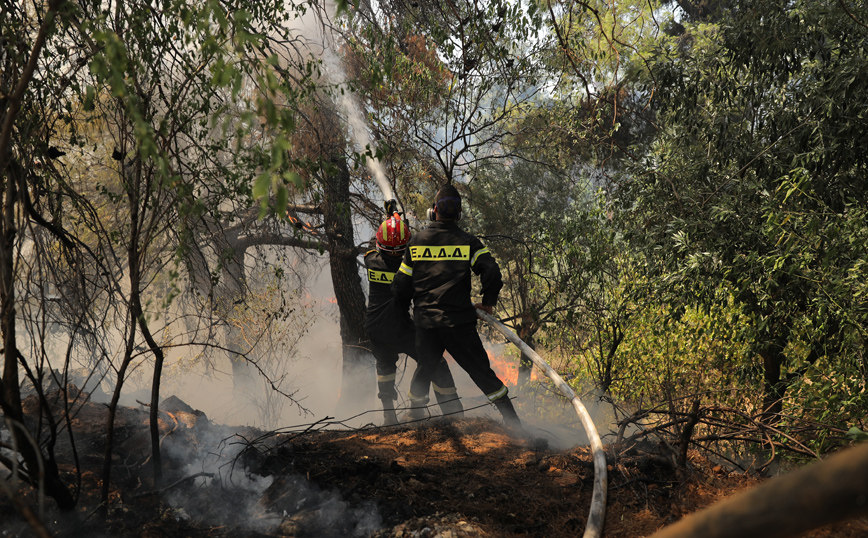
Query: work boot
381 398 399 426
435 391 464 419
400 397 430 422
399 406 429 423
492 396 522 430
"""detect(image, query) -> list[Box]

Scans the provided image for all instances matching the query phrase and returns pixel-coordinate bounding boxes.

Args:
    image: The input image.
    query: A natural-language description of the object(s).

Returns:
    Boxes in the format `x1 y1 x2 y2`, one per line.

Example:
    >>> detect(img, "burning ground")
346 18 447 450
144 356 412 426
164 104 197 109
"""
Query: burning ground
2 391 868 537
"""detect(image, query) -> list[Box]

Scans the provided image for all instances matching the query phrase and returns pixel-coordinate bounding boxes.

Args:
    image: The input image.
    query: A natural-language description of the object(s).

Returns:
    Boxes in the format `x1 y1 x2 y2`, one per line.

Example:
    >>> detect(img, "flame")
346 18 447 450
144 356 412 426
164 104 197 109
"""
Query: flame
487 349 518 386
485 349 541 387
301 290 316 308
286 212 316 234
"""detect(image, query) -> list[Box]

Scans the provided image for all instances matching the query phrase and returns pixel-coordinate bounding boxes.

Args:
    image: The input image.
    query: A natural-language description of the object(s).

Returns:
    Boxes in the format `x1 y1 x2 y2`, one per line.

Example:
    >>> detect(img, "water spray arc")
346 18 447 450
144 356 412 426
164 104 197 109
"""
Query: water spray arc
320 47 394 203
476 309 608 538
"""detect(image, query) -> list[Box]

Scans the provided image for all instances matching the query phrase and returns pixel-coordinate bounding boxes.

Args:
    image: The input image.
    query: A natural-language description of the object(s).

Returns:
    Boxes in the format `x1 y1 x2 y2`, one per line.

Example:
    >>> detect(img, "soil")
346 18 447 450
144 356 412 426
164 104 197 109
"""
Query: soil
2 392 868 538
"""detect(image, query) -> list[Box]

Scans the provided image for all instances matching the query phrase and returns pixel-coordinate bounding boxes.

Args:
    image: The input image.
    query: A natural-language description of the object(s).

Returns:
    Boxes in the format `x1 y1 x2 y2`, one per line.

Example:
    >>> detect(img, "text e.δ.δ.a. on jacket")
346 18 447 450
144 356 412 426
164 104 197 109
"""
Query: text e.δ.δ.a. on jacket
364 248 413 339
392 221 503 329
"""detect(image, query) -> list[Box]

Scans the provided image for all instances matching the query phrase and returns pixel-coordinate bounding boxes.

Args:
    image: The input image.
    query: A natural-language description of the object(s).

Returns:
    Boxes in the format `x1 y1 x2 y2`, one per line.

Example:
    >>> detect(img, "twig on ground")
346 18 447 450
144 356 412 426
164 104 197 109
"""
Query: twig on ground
132 472 214 498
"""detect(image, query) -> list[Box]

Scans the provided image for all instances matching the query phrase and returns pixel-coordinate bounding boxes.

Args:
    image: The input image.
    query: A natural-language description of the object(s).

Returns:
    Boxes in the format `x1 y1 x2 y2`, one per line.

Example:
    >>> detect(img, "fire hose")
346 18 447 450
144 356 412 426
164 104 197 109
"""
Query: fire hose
476 309 608 538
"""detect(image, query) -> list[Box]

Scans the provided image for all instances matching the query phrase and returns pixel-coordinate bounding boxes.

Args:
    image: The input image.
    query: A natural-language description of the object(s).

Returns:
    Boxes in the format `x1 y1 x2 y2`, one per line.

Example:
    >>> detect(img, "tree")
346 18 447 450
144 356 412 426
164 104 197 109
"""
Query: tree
1 0 318 512
542 0 663 170
621 0 868 425
1 0 79 511
469 161 579 383
346 0 550 203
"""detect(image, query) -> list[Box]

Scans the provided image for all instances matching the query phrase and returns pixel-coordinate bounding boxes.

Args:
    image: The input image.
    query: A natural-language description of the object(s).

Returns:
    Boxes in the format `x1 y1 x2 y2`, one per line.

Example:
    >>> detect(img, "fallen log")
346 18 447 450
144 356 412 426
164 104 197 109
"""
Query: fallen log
649 441 868 538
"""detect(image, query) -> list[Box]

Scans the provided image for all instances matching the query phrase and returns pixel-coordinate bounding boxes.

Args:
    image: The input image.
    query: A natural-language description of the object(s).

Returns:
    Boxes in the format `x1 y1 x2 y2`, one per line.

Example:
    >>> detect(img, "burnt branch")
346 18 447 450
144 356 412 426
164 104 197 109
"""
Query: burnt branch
616 397 843 473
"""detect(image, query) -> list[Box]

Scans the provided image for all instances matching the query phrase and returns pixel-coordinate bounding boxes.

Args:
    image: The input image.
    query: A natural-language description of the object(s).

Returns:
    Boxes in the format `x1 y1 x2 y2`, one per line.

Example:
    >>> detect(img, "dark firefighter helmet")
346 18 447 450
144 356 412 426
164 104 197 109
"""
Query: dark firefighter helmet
376 214 410 253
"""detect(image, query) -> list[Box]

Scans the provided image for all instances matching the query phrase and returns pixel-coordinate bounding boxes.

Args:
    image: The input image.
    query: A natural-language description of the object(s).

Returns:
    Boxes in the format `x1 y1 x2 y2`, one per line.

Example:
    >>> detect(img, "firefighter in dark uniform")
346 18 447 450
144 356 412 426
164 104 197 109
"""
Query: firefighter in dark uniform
392 184 521 428
365 210 465 425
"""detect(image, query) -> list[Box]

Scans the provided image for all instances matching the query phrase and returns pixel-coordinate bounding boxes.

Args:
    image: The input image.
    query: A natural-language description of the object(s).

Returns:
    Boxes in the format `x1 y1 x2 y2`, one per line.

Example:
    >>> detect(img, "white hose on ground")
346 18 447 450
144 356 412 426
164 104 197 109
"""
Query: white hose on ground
476 308 608 538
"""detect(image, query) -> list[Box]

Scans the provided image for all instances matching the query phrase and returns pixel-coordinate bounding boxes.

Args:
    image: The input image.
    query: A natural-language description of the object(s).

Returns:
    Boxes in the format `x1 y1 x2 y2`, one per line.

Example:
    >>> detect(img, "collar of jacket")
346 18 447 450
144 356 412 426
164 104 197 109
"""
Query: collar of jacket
430 220 459 229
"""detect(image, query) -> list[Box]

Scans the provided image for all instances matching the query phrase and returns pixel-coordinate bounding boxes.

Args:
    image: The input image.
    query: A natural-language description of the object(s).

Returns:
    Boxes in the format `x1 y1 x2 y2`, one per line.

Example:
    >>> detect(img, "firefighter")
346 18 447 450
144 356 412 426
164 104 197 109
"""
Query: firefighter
392 184 521 428
365 210 465 425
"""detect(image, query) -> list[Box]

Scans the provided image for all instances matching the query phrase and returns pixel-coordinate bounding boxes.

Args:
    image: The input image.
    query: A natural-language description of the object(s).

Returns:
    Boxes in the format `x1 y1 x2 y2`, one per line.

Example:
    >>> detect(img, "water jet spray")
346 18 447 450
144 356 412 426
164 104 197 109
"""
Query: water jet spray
320 48 394 203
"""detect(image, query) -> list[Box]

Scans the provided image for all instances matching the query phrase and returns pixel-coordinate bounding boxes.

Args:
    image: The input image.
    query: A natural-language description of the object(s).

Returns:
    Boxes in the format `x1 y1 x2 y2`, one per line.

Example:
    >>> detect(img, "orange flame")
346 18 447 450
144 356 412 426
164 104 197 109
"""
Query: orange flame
287 213 316 233
487 349 516 386
485 349 541 387
301 290 316 308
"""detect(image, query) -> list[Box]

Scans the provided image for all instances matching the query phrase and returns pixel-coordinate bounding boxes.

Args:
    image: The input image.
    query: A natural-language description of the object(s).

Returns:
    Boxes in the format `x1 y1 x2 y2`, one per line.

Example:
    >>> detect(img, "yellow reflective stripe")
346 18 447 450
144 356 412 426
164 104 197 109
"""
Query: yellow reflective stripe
398 262 413 276
379 221 388 238
367 269 395 283
432 383 457 395
399 221 406 240
408 392 429 404
409 245 470 261
486 385 508 401
377 373 396 382
470 246 490 267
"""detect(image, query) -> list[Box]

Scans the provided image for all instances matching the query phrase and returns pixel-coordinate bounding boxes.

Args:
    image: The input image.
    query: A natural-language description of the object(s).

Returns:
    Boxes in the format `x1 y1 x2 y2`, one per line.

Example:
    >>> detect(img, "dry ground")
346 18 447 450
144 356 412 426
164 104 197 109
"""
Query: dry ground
2 393 868 537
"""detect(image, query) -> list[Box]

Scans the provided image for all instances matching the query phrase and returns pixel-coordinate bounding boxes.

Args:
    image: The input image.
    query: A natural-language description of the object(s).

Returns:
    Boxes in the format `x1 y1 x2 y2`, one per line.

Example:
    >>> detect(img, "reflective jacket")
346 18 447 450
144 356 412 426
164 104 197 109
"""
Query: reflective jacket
392 221 503 329
364 248 413 339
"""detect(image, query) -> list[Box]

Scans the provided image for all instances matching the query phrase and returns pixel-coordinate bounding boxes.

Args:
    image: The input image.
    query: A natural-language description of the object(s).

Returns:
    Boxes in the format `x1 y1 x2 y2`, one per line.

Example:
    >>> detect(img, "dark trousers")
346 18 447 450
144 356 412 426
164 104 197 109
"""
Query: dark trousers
410 323 507 403
370 331 458 402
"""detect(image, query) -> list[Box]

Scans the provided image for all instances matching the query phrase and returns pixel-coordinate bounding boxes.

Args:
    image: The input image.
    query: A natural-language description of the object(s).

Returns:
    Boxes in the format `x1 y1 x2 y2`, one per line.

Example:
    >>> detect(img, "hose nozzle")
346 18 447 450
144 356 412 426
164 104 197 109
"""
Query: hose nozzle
384 198 398 217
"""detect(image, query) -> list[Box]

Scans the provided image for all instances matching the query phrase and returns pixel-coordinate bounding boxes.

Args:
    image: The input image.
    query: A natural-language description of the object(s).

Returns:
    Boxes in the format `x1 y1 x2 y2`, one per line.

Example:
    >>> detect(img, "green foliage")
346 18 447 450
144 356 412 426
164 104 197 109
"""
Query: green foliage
538 0 665 167
468 160 584 343
469 159 643 396
611 293 754 409
620 0 868 432
846 427 868 443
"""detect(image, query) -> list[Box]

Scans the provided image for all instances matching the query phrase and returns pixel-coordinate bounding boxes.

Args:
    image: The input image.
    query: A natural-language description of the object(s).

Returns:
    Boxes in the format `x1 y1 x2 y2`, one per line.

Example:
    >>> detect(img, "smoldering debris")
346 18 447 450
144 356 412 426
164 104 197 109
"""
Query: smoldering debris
6 390 384 537
258 475 381 537
9 393 854 538
157 459 382 537
150 397 384 537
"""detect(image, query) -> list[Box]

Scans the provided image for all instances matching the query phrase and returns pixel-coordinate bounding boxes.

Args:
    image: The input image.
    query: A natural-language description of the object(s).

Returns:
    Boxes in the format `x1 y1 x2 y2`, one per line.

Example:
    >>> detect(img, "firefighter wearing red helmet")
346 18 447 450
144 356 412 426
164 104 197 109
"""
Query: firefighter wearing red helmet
374 212 409 252
364 209 464 425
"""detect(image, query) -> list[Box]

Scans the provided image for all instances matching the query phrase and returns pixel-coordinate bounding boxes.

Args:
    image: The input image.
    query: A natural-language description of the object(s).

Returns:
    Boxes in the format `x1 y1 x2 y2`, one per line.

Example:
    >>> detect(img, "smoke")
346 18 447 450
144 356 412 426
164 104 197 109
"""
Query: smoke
252 475 382 537
159 416 382 536
149 255 346 428
433 338 622 451
148 2 382 428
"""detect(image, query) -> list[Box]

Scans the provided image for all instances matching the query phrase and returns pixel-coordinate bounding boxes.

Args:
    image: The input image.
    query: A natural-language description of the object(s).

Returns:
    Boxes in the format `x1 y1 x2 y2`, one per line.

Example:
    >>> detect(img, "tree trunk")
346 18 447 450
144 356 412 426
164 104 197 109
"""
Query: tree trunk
101 315 137 514
218 228 252 385
1 161 74 509
323 157 373 417
600 322 624 394
142 315 165 487
760 342 786 425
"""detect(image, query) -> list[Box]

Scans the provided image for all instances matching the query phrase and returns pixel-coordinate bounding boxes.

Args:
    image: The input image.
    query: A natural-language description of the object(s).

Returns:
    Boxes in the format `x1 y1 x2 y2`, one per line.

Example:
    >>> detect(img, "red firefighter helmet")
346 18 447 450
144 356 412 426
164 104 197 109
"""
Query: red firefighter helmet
376 214 410 253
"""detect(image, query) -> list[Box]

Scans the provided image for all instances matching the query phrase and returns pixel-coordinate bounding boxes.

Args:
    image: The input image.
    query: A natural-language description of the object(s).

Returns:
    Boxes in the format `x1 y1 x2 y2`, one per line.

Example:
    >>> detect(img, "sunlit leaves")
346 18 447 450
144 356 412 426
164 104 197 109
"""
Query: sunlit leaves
847 427 868 442
622 0 868 437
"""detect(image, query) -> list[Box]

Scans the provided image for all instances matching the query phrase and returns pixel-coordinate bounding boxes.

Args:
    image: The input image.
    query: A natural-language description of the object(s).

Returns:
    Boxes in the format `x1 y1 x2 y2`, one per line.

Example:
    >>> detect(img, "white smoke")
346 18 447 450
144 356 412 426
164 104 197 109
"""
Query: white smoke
158 405 382 535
